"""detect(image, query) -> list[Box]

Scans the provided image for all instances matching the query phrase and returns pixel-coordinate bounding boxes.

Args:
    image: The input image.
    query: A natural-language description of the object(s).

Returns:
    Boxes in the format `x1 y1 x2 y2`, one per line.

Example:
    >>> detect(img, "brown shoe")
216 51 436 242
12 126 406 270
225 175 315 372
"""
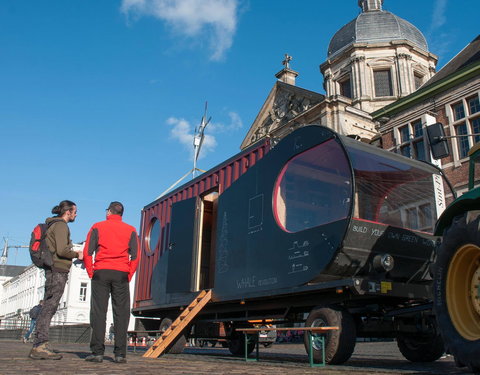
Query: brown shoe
114 356 127 363
29 342 63 360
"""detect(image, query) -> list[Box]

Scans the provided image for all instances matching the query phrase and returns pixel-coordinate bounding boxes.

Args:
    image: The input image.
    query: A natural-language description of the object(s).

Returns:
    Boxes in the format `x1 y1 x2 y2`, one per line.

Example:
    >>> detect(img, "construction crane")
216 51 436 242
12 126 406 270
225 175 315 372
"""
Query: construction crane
1 238 28 265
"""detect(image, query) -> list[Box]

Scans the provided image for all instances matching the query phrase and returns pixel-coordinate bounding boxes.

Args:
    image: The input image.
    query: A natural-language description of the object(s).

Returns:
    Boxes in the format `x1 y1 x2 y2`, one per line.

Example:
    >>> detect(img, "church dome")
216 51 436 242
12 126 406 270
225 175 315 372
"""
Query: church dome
328 1 428 57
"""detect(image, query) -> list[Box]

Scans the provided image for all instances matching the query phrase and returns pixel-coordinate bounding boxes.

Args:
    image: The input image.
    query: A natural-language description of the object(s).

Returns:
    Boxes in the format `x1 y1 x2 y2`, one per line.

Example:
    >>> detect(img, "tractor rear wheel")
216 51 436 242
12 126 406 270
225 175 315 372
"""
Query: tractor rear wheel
434 211 480 372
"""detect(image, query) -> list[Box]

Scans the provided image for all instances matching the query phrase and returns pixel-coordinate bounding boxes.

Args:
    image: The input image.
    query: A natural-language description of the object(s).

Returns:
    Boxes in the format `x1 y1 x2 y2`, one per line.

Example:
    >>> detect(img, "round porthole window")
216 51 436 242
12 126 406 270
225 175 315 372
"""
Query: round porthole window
146 217 161 255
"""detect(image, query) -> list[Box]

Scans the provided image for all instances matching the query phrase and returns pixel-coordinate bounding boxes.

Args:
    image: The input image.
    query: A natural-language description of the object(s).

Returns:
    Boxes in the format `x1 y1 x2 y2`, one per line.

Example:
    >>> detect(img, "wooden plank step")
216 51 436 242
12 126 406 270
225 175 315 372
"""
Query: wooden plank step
143 290 212 358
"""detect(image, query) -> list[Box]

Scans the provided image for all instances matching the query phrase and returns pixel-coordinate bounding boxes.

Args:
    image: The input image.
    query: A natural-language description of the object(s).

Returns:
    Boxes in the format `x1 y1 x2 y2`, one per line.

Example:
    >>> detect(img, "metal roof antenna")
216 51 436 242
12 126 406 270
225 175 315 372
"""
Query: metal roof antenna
193 101 212 178
154 102 211 201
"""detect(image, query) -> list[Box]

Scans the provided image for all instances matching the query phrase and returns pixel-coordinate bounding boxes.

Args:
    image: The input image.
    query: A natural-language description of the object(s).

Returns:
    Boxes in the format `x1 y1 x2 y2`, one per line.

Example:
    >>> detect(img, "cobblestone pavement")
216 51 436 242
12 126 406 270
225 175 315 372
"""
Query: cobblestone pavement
0 339 470 375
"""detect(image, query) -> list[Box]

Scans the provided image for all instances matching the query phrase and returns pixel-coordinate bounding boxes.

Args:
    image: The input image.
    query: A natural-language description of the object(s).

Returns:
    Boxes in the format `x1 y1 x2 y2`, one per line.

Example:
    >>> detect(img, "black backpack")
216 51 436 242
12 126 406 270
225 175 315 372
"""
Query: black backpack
29 305 42 319
29 222 54 269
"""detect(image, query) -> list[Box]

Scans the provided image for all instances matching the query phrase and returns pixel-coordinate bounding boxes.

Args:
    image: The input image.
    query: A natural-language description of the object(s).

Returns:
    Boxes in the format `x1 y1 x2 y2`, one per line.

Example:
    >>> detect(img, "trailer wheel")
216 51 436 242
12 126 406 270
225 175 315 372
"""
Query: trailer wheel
396 334 444 362
434 211 480 372
228 330 256 356
159 317 187 354
303 306 356 365
209 340 217 347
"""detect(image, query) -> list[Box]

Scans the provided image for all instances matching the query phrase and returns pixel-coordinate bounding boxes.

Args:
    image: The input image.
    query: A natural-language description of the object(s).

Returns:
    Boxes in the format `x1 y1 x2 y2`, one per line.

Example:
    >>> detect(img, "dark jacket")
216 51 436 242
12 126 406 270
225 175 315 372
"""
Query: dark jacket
83 214 140 281
45 217 78 272
29 304 42 320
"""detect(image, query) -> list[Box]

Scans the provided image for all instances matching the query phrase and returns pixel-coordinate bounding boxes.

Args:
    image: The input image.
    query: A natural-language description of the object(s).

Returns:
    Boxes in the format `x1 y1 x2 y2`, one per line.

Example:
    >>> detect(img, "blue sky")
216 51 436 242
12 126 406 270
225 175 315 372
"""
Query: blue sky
1 0 478 266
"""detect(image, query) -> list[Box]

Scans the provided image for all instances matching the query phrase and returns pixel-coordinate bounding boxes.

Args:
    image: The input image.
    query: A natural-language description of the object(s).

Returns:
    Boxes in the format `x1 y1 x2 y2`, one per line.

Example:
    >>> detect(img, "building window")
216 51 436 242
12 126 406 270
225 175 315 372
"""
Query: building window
449 94 480 160
468 96 480 115
405 203 433 232
414 73 423 90
79 282 87 302
472 118 480 143
396 120 426 161
419 203 433 231
452 102 465 121
340 77 352 99
405 207 418 230
374 69 393 97
455 123 469 158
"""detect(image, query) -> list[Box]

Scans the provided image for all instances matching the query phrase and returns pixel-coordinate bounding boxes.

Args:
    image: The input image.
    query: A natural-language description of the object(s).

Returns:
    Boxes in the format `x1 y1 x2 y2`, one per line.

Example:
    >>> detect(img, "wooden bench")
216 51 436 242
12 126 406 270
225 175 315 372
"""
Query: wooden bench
235 326 339 367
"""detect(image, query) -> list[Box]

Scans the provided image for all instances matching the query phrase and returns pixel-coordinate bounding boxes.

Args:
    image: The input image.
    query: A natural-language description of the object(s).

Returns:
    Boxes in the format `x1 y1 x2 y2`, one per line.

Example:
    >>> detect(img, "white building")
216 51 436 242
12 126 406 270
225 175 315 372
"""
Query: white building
0 245 136 331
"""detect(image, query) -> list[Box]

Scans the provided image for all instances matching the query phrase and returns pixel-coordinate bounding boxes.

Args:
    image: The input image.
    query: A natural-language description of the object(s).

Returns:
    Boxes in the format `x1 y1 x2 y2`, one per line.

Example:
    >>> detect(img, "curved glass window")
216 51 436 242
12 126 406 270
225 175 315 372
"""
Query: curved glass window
146 217 161 254
345 142 452 233
274 139 352 233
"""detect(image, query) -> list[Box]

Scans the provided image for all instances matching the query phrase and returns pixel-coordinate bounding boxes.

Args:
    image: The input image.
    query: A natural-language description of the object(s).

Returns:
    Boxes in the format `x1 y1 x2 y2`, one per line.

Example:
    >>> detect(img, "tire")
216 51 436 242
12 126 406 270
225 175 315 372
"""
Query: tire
228 330 256 356
433 211 480 372
396 334 444 362
454 356 466 368
159 317 187 354
209 340 217 348
303 306 356 365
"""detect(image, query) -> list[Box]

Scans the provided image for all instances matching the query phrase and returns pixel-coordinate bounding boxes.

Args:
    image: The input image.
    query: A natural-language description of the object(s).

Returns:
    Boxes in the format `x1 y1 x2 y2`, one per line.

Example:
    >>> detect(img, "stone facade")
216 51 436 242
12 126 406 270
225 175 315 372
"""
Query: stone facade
373 36 480 198
321 44 437 114
241 0 436 150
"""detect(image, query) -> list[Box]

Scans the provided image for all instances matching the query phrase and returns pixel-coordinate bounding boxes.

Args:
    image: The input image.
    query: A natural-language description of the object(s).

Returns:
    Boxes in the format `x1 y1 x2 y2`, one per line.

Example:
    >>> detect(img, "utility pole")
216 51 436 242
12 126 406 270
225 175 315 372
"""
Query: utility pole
1 237 28 265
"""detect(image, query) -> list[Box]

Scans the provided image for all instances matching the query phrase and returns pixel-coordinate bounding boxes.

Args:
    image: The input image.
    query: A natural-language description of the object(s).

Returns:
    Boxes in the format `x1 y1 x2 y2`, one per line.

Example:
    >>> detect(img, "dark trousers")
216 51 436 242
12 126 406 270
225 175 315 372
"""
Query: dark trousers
90 269 130 357
34 269 68 346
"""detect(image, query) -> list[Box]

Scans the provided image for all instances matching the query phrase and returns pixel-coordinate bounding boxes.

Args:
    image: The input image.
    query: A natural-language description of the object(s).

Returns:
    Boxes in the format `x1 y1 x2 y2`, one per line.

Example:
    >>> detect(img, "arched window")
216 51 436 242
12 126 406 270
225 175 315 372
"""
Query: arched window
146 217 161 255
273 139 352 233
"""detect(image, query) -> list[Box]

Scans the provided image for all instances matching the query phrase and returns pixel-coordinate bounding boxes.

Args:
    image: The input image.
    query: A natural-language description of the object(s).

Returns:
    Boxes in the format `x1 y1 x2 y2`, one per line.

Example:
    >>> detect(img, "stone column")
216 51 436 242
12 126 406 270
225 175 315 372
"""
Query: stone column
324 72 334 97
397 53 412 96
351 56 365 103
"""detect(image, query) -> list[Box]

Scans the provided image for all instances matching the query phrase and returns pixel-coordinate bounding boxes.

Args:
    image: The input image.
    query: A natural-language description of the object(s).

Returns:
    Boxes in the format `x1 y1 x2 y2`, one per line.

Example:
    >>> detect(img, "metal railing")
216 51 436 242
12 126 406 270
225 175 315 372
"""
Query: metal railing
0 318 91 343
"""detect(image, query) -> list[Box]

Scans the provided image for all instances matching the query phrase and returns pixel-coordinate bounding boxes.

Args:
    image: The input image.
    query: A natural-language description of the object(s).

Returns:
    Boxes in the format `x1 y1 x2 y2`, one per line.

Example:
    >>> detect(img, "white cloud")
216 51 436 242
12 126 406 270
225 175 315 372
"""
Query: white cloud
208 111 243 133
429 0 447 32
167 111 242 160
167 117 217 160
121 0 239 61
427 0 453 63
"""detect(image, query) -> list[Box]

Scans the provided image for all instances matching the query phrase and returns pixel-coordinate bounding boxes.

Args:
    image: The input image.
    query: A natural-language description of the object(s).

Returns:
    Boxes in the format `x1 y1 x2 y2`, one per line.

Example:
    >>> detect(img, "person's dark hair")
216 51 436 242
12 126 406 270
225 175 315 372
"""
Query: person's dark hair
107 201 124 216
51 200 76 216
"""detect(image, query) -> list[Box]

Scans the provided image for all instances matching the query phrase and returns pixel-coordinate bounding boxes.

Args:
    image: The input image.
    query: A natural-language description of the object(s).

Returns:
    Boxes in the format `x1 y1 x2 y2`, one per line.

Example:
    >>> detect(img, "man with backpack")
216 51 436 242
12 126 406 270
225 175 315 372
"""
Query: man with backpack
29 200 83 360
23 300 43 343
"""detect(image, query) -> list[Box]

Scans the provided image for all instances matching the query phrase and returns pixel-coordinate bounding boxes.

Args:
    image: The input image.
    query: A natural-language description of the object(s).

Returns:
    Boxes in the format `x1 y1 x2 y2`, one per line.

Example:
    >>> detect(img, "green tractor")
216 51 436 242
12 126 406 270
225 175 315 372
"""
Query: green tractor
432 134 480 373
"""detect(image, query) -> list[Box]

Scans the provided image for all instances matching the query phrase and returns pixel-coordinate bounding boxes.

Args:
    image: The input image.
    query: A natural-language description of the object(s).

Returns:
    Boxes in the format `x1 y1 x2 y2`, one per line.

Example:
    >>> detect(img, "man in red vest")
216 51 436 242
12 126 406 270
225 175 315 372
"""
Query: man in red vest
83 201 140 363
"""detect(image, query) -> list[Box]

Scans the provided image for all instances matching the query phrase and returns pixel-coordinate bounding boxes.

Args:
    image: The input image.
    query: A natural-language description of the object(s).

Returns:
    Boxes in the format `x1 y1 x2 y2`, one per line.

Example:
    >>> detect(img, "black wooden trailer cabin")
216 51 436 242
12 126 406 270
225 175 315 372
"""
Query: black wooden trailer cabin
133 125 453 364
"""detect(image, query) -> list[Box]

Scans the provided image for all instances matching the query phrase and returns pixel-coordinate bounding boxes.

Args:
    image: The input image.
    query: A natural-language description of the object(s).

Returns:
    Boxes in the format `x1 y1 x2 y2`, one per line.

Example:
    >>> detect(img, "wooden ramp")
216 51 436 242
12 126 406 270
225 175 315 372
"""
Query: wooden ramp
143 289 212 358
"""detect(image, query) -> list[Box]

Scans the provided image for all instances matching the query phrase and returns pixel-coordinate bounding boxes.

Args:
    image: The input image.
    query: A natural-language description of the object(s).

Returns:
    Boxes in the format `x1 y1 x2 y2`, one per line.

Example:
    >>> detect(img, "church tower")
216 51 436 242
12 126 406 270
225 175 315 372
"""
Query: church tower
321 0 438 114
240 1 440 150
